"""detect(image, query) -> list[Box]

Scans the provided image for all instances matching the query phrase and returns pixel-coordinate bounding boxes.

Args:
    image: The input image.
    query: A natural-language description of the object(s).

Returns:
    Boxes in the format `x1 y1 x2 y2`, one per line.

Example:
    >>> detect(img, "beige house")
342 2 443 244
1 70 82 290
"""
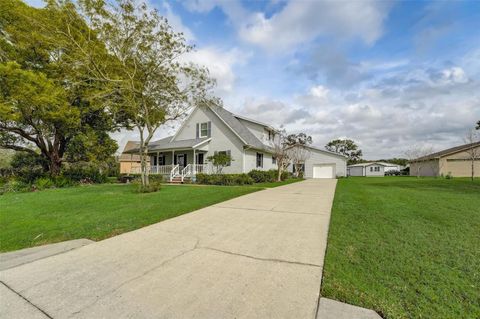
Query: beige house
119 141 149 174
410 142 480 177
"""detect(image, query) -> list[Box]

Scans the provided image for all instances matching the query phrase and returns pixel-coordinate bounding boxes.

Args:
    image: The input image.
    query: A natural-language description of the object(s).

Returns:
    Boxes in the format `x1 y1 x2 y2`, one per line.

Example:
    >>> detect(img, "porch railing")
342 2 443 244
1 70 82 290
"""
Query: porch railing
170 164 180 182
150 164 173 175
130 164 212 182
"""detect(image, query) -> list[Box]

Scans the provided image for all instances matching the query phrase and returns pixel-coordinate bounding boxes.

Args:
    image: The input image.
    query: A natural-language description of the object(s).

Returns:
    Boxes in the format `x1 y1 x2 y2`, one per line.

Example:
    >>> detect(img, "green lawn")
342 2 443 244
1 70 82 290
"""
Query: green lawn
322 177 480 319
0 183 261 252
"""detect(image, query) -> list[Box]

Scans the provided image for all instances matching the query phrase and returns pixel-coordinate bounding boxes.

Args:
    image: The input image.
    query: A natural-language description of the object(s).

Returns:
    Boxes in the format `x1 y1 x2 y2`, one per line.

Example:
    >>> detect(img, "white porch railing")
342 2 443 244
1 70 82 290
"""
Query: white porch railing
150 164 173 175
170 164 180 182
130 164 212 182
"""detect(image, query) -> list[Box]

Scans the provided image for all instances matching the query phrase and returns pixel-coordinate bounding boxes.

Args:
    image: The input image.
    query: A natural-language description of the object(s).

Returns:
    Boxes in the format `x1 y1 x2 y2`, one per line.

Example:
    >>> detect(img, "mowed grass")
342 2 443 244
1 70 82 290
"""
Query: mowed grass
0 183 261 252
321 177 480 319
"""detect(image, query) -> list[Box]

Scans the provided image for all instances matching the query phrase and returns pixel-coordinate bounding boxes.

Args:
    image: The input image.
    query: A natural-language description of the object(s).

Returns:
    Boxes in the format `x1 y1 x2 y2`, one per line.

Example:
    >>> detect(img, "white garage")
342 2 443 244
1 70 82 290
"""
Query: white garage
303 147 347 179
313 164 336 178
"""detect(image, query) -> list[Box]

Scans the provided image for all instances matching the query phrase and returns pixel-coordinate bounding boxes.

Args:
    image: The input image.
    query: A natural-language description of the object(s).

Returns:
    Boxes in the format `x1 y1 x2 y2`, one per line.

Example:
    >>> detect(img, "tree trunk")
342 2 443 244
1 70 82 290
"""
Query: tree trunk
48 157 62 176
472 158 475 181
277 166 282 182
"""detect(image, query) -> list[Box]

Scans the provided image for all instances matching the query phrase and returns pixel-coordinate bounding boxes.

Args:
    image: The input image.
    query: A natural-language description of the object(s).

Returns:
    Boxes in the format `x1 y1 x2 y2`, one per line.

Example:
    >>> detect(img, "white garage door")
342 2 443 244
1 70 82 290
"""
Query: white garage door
313 164 335 178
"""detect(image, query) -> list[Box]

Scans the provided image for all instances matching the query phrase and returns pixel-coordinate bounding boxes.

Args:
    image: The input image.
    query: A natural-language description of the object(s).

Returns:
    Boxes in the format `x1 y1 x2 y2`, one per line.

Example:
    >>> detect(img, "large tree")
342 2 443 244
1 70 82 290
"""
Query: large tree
272 131 312 181
0 0 117 175
325 138 362 164
64 0 217 187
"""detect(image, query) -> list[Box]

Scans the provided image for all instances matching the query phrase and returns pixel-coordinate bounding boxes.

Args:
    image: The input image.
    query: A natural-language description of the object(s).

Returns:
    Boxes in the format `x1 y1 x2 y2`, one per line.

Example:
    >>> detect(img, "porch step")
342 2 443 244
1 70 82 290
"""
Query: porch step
169 176 191 184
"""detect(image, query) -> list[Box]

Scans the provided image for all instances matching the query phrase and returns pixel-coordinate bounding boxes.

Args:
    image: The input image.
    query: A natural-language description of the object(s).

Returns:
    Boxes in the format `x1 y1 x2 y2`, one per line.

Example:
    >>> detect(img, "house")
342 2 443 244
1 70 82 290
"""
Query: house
123 105 347 181
409 142 480 177
119 141 149 174
347 162 404 177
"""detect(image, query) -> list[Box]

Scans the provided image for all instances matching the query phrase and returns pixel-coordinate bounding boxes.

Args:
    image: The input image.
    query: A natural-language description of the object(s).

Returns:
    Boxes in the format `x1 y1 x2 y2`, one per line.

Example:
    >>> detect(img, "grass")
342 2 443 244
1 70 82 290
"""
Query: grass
321 177 480 319
0 183 261 252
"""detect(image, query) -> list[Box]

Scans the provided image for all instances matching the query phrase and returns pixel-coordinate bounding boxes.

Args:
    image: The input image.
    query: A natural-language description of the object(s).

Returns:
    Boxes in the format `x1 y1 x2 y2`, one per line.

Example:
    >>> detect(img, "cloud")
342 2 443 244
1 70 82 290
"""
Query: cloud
238 1 393 52
240 59 480 159
182 47 251 96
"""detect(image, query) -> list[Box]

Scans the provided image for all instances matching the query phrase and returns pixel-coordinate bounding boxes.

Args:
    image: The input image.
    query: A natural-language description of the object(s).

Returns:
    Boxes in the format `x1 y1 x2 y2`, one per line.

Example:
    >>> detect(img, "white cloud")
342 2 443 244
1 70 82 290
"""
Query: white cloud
239 1 392 51
182 47 251 96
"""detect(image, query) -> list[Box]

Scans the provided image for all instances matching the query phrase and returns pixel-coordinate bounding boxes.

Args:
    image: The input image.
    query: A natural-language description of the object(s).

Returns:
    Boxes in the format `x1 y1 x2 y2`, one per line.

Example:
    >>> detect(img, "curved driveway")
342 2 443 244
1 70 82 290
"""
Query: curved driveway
1 179 337 318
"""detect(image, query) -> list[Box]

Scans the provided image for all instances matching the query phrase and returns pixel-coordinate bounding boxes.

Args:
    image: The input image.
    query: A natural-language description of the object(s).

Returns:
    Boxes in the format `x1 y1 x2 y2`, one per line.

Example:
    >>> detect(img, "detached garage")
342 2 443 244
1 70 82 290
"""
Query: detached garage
303 147 347 179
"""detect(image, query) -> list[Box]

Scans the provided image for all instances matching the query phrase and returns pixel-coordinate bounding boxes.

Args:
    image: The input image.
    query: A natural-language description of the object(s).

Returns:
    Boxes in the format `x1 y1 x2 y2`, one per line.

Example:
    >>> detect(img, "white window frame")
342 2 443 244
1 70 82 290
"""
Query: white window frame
200 122 208 138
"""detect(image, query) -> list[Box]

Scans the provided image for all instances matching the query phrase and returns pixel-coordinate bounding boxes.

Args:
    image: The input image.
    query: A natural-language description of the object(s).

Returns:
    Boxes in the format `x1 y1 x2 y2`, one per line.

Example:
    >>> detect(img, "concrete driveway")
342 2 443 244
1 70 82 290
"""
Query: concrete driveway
0 179 337 319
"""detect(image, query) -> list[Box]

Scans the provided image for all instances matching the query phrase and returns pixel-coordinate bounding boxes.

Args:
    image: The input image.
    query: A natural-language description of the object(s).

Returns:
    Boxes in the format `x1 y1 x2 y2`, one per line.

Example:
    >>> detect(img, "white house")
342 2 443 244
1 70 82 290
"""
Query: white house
347 162 405 177
125 105 347 181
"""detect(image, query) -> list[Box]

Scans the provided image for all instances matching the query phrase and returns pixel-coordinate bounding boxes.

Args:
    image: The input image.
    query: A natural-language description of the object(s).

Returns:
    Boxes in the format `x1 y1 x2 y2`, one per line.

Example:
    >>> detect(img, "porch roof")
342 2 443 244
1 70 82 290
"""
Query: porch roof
124 136 211 154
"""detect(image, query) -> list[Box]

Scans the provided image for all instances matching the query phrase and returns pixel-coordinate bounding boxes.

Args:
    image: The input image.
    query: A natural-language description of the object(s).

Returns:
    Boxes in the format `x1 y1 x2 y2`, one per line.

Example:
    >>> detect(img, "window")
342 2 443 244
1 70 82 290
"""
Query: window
370 167 373 172
256 152 263 168
200 122 208 137
158 154 165 166
374 166 380 172
272 156 276 165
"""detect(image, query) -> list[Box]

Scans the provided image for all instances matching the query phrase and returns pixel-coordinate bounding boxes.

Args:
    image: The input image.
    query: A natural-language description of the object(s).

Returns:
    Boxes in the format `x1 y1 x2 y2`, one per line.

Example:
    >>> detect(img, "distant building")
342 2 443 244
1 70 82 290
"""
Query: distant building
119 141 149 174
347 162 405 177
410 142 480 177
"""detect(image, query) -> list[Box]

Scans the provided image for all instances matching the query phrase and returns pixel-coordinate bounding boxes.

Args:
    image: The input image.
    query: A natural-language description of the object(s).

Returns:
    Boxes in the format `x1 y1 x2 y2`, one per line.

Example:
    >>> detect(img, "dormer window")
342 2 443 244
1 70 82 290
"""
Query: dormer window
200 122 209 138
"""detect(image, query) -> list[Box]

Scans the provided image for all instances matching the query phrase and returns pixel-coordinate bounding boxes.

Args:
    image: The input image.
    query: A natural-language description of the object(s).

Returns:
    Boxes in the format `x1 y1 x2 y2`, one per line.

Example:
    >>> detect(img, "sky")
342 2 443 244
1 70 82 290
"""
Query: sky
27 0 480 159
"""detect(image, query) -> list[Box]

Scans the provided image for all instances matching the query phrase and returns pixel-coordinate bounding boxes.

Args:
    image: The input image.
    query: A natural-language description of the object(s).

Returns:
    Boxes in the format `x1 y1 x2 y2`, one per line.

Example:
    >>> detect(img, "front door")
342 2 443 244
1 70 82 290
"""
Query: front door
177 154 186 168
196 153 204 165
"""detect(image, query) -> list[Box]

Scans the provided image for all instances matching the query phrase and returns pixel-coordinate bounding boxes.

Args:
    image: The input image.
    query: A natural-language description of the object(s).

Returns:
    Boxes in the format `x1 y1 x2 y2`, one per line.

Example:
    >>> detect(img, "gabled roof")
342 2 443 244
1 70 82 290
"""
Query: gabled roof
412 141 480 161
209 105 271 151
234 114 278 132
119 141 141 161
124 136 211 153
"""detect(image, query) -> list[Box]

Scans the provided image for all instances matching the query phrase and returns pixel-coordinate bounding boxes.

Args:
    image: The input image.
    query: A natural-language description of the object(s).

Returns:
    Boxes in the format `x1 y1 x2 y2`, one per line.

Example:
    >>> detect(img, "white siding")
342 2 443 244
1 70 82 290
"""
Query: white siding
244 149 276 173
365 165 385 176
173 107 245 174
348 166 364 176
304 149 347 178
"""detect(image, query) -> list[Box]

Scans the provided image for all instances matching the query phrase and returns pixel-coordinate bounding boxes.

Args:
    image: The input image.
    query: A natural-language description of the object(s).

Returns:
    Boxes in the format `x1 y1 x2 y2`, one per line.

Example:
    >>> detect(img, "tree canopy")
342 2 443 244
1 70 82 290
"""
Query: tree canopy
325 138 362 164
0 0 117 175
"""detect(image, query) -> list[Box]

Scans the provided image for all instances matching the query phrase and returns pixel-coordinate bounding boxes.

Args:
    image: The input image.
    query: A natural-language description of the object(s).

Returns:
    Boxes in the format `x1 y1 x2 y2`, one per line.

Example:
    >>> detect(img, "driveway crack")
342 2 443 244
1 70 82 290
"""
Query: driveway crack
1 281 54 319
198 246 321 268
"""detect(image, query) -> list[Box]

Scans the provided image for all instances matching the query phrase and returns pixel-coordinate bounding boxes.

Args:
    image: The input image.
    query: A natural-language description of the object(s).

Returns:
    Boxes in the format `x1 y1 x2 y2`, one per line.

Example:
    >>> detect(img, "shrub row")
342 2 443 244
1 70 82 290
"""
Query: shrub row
196 173 254 186
247 169 291 183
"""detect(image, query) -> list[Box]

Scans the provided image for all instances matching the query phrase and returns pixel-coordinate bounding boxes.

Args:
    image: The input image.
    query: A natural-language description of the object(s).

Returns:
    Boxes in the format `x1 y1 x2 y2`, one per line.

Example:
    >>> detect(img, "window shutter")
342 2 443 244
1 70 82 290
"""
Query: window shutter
184 153 187 165
196 123 199 139
207 121 211 137
227 150 231 166
174 155 177 165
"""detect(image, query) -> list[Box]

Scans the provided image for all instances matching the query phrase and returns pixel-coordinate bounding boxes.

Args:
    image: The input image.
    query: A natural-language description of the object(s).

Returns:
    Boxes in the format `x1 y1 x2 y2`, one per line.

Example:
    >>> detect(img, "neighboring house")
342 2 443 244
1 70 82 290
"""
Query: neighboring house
410 142 480 177
347 162 404 177
123 105 347 181
119 141 149 174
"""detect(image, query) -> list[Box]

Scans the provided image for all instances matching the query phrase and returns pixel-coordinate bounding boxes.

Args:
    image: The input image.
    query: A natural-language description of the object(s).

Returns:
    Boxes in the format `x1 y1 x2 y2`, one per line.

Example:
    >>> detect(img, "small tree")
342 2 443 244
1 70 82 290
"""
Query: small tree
207 152 233 174
325 139 362 164
464 129 480 181
289 145 311 178
272 130 290 182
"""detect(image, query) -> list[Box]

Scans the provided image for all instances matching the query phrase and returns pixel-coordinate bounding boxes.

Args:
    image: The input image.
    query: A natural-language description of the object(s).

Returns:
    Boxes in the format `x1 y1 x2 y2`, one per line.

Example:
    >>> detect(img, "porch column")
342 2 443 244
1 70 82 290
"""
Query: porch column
193 148 196 175
156 151 159 174
172 150 175 165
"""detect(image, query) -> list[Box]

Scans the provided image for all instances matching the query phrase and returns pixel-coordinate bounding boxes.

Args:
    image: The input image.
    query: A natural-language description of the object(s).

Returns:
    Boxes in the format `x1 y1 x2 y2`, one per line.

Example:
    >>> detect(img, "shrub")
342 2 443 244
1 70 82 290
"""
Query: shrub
445 172 453 179
34 177 55 190
10 152 47 183
136 181 161 193
196 173 254 186
248 169 277 183
0 179 31 194
62 163 107 183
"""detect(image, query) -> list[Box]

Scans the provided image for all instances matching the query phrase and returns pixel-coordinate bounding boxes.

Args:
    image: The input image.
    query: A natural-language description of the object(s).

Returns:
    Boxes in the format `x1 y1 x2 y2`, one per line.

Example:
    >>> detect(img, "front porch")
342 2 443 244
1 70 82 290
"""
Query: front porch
130 149 213 182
